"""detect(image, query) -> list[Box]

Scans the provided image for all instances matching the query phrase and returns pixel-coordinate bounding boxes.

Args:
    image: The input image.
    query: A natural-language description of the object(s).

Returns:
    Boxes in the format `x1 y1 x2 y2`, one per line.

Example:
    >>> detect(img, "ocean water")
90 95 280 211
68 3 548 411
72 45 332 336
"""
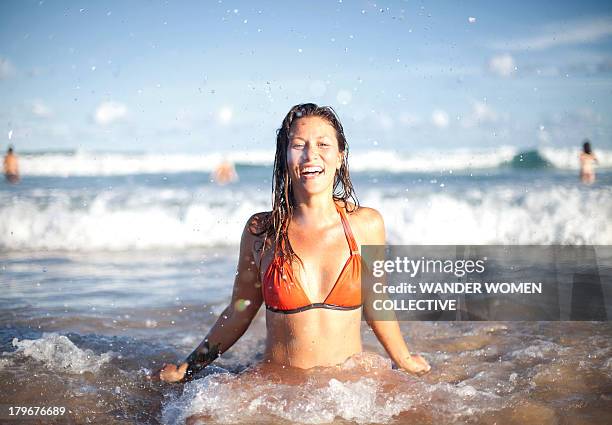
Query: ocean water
1 148 611 424
3 148 612 250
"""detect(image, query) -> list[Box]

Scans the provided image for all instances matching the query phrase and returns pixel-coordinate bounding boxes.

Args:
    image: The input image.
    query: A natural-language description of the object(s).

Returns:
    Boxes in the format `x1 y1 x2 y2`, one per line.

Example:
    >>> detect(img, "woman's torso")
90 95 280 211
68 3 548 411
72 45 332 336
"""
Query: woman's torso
3 155 18 175
264 307 362 368
254 204 363 368
580 153 595 174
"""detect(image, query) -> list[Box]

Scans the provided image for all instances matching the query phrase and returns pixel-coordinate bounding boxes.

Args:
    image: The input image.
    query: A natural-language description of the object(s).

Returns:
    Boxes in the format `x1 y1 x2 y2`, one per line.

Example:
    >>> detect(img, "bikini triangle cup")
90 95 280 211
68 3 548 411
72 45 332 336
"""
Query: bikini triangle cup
262 204 362 314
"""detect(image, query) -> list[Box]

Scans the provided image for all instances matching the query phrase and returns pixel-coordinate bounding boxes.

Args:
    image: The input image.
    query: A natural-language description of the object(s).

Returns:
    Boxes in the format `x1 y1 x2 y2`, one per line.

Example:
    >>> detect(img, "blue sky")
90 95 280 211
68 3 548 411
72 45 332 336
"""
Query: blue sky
1 0 611 153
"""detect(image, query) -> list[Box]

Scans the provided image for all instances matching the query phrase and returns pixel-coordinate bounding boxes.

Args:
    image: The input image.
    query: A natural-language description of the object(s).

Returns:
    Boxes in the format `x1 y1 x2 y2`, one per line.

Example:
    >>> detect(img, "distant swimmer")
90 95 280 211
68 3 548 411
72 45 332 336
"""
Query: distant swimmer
3 146 19 183
579 139 598 184
212 159 238 185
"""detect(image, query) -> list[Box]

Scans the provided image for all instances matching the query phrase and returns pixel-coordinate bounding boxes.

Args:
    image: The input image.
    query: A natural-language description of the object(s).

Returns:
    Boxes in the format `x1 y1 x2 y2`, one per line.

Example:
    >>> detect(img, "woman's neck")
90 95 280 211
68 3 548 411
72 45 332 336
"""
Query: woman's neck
291 193 338 228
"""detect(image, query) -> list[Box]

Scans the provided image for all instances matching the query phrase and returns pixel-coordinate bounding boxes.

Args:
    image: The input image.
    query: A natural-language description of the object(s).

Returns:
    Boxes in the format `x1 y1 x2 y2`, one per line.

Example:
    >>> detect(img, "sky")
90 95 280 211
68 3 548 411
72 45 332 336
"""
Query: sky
1 0 611 153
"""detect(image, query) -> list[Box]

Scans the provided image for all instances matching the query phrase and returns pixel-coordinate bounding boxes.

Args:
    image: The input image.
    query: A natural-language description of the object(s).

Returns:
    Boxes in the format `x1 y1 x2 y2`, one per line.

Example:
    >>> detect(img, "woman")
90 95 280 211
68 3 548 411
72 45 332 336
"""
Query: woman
3 146 19 184
579 139 598 184
156 103 430 382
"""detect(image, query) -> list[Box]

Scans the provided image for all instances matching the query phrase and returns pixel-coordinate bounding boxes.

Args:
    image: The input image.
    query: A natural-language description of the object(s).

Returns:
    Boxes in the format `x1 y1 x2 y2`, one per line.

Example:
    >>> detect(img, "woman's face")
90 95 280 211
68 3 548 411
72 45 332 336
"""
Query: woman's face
286 116 343 198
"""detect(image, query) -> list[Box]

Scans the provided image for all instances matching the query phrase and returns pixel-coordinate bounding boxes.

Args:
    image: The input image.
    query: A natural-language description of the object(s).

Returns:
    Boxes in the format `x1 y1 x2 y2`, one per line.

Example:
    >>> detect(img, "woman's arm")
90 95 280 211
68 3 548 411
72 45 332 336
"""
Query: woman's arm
156 215 265 382
359 208 431 375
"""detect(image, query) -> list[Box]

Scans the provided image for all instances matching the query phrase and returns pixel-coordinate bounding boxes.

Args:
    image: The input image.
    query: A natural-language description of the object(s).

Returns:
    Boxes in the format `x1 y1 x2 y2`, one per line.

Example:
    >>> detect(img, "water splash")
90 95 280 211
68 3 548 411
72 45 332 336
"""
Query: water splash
11 333 113 374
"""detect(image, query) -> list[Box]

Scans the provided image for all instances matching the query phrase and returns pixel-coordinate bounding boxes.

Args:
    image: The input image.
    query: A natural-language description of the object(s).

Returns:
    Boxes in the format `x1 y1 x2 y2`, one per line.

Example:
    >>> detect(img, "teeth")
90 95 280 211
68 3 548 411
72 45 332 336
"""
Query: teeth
302 166 323 173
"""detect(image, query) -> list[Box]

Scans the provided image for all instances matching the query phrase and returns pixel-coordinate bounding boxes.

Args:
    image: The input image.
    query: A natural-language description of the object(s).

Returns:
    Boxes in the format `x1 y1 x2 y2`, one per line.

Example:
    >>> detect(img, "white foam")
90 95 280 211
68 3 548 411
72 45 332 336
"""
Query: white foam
349 146 518 173
20 151 274 177
0 187 266 250
2 182 610 250
509 341 564 361
11 333 113 374
424 381 503 421
368 185 612 245
162 352 505 425
540 147 612 170
162 369 414 424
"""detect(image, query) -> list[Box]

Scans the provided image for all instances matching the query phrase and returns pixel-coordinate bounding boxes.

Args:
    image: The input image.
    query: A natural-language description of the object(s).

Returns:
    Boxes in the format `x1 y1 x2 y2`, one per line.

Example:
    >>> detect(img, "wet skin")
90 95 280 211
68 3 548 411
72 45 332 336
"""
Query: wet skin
155 116 430 382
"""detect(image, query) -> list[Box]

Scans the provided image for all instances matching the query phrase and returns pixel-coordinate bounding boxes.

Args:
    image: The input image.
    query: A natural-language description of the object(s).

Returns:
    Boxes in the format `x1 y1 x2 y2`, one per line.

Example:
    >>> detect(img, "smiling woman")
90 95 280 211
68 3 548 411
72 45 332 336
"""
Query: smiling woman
155 102 430 381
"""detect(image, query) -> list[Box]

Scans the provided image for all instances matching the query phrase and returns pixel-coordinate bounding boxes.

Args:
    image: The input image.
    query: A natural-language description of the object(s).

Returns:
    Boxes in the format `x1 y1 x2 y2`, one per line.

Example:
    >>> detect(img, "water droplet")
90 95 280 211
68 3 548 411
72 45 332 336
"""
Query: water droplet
234 299 252 312
336 89 352 105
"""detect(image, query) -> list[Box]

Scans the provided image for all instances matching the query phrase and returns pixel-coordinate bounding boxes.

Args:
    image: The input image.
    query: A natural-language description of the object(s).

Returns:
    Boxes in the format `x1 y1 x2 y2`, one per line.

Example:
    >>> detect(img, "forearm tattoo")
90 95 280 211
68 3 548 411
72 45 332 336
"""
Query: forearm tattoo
184 340 220 380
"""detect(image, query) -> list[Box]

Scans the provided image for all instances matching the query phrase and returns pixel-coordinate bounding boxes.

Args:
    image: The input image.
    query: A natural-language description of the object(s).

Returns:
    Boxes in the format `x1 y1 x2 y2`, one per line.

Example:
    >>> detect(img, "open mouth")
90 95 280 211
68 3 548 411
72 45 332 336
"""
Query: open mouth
300 165 324 177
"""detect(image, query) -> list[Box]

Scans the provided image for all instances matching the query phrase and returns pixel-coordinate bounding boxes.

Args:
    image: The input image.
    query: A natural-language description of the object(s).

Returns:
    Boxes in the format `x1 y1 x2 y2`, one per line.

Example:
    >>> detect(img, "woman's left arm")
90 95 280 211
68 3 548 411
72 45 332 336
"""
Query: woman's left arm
359 208 431 375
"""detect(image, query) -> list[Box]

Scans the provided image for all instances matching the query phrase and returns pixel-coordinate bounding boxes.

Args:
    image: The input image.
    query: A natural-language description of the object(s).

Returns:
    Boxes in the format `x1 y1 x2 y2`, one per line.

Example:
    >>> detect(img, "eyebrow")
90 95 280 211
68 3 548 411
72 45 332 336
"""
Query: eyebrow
290 136 332 142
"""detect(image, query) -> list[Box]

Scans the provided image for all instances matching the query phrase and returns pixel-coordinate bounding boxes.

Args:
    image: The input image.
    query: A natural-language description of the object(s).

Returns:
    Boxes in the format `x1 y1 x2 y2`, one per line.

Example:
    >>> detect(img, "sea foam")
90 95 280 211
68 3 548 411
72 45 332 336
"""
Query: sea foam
161 352 504 425
1 184 610 250
11 333 113 374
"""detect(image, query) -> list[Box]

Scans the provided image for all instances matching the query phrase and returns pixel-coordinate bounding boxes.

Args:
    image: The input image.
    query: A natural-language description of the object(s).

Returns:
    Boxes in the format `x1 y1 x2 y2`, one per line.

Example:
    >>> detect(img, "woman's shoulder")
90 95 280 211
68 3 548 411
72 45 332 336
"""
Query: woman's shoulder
340 202 383 222
245 211 272 237
242 212 273 260
340 202 385 244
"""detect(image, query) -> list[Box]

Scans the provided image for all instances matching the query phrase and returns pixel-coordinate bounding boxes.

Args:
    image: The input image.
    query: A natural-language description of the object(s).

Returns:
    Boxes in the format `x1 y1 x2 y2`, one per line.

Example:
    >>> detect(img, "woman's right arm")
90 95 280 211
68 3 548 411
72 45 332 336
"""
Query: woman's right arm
156 215 265 382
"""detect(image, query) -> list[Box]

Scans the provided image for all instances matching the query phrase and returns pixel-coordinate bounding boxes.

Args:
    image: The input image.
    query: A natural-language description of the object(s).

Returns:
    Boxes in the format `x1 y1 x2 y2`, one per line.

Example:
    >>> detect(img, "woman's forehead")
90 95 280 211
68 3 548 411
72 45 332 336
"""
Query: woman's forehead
289 116 336 138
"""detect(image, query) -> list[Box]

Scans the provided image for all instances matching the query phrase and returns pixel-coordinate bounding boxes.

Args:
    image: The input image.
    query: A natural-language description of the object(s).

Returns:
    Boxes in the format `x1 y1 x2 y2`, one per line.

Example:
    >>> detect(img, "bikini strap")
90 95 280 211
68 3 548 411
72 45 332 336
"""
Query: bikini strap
257 236 266 275
336 203 360 255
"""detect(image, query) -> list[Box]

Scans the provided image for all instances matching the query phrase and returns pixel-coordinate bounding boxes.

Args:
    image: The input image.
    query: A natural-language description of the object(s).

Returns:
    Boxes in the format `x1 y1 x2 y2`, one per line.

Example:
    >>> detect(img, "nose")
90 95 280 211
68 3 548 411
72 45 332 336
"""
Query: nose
303 143 320 161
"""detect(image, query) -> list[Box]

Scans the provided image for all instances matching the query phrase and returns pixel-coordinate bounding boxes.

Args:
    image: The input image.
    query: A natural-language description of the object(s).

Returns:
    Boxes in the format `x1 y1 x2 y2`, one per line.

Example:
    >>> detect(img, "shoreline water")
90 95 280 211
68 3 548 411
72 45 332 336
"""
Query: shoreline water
1 246 611 424
2 168 612 251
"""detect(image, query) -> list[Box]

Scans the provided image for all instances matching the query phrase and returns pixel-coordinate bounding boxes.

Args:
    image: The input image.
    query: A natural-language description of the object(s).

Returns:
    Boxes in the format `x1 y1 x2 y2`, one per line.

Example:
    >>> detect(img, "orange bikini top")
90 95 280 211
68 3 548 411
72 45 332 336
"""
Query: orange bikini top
262 204 361 314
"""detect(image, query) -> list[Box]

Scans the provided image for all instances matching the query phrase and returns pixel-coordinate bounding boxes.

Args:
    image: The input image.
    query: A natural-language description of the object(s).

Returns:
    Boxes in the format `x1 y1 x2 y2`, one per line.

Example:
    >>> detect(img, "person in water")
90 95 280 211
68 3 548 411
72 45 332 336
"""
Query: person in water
212 159 238 185
156 103 430 382
3 146 19 183
579 139 598 184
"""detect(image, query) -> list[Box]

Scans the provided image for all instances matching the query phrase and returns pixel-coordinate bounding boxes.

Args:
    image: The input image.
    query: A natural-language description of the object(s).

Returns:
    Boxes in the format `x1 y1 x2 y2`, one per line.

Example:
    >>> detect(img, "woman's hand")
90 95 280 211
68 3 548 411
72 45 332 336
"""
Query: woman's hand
400 354 431 375
154 362 188 383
